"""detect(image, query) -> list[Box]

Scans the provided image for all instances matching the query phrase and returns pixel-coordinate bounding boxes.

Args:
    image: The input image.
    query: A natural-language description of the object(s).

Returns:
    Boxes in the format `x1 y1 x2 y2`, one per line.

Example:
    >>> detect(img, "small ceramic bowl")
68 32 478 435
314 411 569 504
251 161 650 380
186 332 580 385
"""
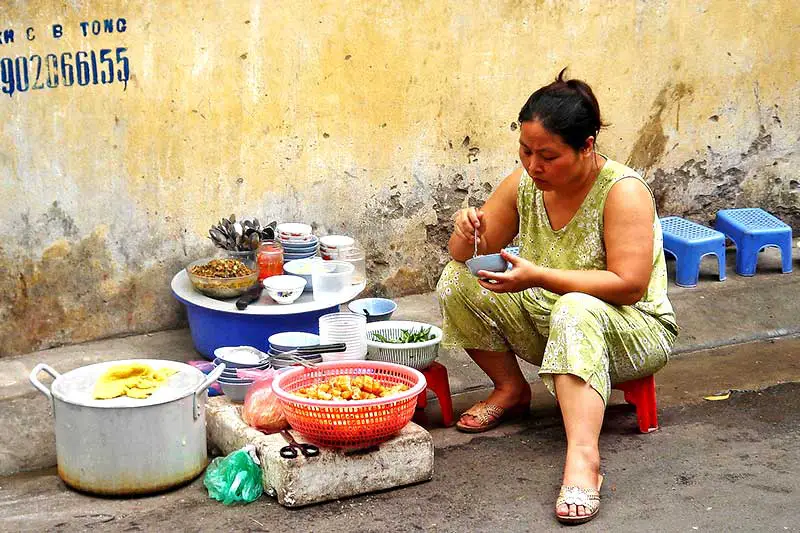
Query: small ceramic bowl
284 258 333 291
347 298 398 322
218 380 254 403
277 222 313 237
212 346 269 367
465 253 509 277
263 275 307 304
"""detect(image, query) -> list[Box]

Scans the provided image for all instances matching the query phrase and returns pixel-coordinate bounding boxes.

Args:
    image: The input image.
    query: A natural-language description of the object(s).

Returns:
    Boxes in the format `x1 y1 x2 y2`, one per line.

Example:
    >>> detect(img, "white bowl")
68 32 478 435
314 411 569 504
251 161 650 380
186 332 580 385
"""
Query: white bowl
262 275 307 304
213 346 269 366
277 223 312 237
319 235 355 250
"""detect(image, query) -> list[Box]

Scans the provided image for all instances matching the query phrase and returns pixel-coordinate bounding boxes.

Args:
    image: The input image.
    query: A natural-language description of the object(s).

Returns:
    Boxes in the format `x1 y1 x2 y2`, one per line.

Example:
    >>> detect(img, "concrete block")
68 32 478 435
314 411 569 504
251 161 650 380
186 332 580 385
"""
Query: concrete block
206 397 434 507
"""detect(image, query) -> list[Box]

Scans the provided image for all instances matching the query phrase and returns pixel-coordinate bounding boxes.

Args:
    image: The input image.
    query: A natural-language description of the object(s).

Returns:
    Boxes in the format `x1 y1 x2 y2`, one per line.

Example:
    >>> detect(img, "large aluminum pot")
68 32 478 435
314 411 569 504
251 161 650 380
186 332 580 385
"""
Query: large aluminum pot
30 359 224 496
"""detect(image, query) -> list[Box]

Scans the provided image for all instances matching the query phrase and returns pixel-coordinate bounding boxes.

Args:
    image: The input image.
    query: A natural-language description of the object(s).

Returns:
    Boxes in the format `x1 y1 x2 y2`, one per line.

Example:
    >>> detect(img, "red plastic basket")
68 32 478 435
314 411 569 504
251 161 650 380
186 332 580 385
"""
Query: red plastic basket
272 361 427 449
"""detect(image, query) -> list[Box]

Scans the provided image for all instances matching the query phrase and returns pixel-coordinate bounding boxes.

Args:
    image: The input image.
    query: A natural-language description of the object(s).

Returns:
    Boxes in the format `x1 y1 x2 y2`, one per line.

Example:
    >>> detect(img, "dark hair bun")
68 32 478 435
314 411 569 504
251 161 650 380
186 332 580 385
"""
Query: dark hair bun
518 67 605 151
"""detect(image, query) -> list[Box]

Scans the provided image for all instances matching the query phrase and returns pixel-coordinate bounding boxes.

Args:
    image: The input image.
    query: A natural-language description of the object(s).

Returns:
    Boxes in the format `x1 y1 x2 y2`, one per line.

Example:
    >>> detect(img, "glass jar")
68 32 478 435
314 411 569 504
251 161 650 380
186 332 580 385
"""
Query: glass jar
338 246 366 285
256 240 284 281
221 249 257 271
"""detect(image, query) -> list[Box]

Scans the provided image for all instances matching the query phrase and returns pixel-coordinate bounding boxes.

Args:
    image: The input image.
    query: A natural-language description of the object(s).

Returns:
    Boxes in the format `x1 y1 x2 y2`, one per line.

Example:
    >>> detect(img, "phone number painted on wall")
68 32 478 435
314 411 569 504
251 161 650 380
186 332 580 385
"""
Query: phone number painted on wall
1 47 130 97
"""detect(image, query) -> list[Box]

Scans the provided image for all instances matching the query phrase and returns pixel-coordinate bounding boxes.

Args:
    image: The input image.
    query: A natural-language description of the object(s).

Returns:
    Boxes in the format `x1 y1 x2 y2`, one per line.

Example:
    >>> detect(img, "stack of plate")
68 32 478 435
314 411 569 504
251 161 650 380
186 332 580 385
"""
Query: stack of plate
212 346 271 402
318 312 367 362
278 223 319 262
319 235 355 260
267 331 323 369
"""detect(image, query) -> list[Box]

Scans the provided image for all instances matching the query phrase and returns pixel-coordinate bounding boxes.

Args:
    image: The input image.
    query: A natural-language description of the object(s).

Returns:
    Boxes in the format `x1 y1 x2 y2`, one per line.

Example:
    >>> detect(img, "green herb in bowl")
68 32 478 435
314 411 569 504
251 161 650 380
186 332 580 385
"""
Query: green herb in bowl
371 327 434 344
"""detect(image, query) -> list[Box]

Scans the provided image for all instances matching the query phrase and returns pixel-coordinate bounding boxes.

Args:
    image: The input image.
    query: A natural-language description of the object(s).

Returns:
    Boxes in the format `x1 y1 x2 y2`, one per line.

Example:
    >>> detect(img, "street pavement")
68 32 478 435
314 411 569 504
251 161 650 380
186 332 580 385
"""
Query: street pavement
1 336 798 533
1 245 799 531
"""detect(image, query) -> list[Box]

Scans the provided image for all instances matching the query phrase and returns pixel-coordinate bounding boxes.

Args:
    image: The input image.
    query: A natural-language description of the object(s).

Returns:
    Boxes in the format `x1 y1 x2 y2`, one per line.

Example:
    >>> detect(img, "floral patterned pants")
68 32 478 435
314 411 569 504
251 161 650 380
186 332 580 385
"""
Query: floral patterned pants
436 261 677 404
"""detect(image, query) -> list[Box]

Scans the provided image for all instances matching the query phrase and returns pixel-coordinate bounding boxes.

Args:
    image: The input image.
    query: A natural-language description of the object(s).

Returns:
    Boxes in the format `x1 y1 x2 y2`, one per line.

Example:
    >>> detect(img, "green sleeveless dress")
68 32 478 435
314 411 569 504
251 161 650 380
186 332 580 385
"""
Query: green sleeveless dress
436 158 678 403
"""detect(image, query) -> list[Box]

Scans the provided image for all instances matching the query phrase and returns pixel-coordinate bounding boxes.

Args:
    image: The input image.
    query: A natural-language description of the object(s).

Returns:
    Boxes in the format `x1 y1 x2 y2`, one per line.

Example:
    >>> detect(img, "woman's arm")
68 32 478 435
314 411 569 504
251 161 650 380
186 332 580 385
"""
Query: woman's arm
477 178 655 306
448 168 524 262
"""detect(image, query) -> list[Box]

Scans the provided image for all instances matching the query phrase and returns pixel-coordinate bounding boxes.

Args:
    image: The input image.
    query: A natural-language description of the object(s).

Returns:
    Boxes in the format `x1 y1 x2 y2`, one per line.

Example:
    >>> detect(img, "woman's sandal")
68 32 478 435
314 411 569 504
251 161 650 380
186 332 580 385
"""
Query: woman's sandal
555 475 604 525
455 398 531 433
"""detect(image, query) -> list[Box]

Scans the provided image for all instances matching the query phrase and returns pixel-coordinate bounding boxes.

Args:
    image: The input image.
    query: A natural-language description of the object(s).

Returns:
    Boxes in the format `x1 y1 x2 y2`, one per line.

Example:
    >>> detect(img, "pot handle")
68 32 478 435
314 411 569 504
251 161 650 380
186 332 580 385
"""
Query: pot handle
29 364 61 403
193 363 226 420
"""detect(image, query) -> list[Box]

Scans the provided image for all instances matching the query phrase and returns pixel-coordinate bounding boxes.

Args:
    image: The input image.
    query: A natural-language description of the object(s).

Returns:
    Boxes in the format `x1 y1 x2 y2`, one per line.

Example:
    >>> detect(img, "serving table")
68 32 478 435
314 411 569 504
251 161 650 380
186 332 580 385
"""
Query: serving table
171 270 365 359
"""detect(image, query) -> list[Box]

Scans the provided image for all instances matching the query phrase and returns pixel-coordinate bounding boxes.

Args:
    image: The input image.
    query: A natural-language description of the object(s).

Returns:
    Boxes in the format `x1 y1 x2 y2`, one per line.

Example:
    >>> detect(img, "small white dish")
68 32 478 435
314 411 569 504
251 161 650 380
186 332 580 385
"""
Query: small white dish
319 235 355 250
213 346 269 366
262 275 307 304
277 222 313 237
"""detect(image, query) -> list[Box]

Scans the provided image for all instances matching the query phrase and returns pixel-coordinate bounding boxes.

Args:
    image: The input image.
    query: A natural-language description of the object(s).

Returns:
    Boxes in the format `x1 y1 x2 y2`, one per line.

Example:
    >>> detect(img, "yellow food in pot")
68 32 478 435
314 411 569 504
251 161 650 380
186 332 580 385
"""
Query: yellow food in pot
93 363 178 400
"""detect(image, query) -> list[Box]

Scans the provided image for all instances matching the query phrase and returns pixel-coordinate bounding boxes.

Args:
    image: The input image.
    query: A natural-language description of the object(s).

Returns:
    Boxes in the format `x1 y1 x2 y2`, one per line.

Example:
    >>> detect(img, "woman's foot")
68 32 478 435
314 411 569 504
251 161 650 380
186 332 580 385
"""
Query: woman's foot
456 384 531 433
555 445 602 520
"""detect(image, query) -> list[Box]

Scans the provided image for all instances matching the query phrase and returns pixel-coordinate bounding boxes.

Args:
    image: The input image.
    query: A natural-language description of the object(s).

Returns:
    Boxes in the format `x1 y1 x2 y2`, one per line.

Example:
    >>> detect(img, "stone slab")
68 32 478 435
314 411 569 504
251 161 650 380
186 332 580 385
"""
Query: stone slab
206 397 434 508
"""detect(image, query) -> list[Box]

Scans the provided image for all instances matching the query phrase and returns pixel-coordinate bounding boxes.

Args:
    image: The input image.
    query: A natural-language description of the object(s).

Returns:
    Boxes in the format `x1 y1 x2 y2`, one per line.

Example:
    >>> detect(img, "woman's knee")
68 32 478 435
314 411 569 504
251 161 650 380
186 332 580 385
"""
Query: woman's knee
551 292 608 327
436 260 475 305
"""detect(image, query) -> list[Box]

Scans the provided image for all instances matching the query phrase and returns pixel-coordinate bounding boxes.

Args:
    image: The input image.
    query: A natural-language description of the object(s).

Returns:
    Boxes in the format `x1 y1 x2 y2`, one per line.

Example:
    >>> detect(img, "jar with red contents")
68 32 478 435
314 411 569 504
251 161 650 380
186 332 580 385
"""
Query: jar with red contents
256 240 283 280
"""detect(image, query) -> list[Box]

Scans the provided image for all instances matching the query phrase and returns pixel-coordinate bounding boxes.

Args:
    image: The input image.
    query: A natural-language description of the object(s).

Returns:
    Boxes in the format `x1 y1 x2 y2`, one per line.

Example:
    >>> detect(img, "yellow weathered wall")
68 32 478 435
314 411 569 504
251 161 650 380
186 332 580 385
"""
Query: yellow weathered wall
1 0 798 357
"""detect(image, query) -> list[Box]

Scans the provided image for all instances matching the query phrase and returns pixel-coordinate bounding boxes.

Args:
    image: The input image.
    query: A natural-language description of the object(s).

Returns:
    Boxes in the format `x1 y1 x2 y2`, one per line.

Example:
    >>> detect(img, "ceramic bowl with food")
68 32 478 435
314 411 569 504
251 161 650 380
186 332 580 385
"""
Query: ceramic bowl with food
465 254 510 277
263 275 307 304
284 258 334 291
186 257 259 299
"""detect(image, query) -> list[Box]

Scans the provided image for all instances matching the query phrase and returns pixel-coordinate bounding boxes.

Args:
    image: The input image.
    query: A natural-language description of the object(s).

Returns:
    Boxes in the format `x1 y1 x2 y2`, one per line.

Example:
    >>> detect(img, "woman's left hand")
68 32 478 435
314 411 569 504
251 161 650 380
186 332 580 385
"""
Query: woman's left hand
477 250 540 293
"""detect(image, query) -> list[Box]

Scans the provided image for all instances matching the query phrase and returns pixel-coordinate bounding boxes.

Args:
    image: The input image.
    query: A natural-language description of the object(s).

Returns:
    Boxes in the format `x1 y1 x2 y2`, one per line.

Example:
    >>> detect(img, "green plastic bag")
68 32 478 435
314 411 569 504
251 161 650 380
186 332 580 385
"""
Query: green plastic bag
204 444 263 505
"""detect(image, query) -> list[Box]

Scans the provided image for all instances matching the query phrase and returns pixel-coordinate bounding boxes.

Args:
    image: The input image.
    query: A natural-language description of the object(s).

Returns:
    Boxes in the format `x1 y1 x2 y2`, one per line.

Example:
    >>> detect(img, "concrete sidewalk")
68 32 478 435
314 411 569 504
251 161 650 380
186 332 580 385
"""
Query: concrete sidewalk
1 244 798 475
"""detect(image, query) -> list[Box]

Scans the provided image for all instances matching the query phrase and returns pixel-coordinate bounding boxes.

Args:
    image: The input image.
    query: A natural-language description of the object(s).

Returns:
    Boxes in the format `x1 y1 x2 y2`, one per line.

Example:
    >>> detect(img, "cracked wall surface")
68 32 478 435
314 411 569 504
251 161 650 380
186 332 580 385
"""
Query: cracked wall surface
1 0 798 357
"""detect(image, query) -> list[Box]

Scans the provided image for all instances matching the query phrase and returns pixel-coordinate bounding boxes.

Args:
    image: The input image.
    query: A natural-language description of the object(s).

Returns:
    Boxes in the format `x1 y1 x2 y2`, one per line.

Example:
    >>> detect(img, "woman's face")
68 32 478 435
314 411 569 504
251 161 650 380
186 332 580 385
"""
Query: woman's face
518 120 589 191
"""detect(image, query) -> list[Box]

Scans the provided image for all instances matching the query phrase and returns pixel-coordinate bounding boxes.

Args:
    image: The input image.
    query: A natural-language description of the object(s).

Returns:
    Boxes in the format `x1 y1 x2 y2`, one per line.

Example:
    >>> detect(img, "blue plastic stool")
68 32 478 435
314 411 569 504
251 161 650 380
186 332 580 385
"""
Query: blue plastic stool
660 216 727 287
714 208 793 276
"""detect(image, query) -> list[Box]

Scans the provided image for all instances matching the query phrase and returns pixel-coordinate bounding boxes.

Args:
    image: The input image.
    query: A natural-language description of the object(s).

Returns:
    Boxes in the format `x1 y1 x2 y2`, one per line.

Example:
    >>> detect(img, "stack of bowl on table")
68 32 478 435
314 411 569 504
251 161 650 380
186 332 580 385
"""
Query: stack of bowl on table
212 346 271 402
267 331 324 369
278 223 319 261
319 235 355 260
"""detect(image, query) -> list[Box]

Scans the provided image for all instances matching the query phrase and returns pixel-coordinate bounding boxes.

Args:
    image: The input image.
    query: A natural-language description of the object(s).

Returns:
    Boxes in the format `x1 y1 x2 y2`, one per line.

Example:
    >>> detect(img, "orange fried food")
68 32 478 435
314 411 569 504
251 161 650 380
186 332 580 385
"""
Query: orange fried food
294 374 409 401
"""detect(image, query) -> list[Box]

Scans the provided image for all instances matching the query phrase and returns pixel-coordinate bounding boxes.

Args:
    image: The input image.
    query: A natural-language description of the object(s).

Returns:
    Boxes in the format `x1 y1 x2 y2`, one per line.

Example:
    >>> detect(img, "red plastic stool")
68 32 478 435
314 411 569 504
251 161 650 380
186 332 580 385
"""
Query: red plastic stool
416 361 455 427
612 374 658 433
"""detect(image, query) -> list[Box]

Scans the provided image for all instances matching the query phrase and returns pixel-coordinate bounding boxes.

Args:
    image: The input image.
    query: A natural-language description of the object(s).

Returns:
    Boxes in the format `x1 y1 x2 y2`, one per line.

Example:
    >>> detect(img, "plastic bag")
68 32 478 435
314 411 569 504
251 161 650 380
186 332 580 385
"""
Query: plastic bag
204 444 263 505
241 369 289 433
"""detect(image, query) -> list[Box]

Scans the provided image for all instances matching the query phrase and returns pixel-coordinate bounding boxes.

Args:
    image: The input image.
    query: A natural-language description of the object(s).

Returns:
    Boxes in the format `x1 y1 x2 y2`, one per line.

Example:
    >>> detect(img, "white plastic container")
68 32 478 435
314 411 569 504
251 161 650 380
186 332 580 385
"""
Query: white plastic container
318 312 367 360
312 261 354 301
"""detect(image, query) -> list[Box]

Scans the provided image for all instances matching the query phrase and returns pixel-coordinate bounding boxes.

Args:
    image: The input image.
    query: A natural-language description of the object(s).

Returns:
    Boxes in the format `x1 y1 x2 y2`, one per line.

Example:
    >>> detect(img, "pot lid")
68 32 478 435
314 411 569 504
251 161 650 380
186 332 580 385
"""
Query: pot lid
50 359 206 408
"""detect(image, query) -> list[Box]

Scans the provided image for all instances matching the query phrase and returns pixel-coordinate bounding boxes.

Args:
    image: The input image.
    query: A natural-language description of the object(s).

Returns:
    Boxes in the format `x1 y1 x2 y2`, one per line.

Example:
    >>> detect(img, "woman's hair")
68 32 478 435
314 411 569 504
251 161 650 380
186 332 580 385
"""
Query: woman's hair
518 68 605 152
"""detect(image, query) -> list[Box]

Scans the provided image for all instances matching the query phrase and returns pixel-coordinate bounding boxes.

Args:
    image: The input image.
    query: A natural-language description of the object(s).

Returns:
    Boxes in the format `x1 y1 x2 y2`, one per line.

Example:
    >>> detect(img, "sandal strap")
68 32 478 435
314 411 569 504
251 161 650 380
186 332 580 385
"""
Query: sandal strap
556 485 601 513
461 401 506 426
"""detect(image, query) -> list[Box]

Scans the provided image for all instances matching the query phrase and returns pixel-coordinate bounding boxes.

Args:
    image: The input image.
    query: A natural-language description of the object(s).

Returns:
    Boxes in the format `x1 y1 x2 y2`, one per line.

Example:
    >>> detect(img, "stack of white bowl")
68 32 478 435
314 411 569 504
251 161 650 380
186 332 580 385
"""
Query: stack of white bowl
212 346 271 402
318 312 367 361
278 223 319 262
319 235 355 260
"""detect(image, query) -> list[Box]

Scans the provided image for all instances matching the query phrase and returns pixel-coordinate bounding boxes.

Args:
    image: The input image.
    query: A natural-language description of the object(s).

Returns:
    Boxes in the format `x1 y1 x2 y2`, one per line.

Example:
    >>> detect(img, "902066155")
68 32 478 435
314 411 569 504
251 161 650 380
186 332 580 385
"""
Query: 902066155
1 46 130 98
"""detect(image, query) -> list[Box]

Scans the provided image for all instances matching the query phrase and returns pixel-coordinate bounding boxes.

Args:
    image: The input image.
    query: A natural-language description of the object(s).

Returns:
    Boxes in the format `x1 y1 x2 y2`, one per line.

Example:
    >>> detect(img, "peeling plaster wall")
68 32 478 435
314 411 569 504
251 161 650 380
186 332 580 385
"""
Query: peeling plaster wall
1 0 798 357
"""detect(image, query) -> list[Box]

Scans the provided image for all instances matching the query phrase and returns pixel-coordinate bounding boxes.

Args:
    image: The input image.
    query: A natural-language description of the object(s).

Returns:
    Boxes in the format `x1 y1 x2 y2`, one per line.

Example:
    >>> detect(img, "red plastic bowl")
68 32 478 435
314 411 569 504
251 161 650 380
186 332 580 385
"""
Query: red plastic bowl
272 361 426 449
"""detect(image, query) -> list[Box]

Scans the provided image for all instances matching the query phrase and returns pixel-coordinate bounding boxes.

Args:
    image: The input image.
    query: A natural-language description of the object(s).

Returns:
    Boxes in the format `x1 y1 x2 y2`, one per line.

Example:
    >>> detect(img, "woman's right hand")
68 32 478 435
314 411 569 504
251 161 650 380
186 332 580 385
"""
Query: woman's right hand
453 207 484 246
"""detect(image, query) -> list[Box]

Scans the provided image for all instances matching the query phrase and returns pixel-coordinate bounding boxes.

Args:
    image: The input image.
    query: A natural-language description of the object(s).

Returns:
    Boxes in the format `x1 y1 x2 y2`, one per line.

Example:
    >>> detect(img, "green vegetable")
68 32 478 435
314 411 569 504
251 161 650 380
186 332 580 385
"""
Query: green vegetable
371 327 434 344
